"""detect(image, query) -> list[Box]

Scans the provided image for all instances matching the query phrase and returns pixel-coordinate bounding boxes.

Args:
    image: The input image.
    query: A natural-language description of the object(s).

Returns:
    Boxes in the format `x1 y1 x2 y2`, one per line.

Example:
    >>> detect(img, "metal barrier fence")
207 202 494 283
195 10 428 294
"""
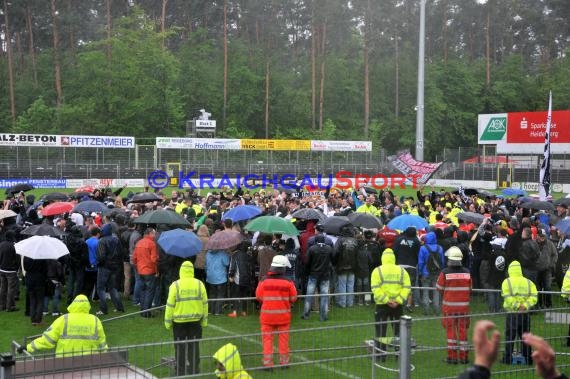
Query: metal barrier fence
5 288 570 378
3 143 570 184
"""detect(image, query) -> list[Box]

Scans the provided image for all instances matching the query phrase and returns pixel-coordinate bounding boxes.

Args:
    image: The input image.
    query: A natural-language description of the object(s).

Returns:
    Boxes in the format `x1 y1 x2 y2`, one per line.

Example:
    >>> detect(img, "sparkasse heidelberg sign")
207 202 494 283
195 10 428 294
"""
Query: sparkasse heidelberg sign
478 111 570 154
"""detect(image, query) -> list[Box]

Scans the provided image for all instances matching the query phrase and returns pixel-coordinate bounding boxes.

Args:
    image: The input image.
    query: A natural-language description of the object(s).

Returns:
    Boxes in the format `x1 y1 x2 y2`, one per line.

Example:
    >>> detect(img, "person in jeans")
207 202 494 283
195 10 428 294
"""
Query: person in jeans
418 231 445 315
96 223 125 315
333 226 358 308
132 228 159 318
205 249 230 315
302 234 333 321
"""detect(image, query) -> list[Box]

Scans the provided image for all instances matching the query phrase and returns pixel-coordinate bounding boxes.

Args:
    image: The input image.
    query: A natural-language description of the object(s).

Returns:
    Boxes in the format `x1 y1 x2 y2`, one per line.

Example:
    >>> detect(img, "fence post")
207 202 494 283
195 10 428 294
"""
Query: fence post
398 315 412 379
0 353 15 379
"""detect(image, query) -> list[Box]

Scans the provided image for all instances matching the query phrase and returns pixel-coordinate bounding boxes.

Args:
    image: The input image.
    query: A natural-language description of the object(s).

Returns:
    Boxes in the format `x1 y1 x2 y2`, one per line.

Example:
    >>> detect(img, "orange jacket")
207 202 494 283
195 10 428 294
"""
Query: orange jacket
132 236 158 275
255 272 297 326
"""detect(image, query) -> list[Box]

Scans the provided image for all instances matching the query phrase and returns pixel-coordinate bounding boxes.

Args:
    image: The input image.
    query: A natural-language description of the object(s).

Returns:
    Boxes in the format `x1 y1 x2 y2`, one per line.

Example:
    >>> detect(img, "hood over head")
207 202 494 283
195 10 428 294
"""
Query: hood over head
507 260 523 278
424 231 437 245
67 294 91 314
179 260 195 279
381 248 396 265
213 343 244 379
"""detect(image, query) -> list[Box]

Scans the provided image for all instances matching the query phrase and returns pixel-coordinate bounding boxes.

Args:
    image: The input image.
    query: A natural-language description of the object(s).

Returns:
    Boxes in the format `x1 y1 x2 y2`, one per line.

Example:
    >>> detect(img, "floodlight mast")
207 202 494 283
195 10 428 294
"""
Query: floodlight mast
415 0 426 161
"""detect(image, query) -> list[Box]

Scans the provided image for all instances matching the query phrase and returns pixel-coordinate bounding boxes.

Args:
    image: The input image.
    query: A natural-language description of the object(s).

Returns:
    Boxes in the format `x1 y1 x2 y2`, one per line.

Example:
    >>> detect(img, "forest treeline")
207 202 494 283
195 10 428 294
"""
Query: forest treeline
1 0 569 159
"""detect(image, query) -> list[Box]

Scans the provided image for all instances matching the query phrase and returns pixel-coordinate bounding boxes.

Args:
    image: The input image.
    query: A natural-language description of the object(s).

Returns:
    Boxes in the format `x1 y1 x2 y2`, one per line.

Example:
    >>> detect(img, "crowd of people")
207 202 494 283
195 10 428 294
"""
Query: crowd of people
1 182 570 375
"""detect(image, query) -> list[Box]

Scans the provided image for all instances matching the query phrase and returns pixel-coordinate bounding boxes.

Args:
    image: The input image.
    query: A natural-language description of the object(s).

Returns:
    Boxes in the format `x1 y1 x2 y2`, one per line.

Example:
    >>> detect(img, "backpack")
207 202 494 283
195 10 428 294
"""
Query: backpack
425 244 442 276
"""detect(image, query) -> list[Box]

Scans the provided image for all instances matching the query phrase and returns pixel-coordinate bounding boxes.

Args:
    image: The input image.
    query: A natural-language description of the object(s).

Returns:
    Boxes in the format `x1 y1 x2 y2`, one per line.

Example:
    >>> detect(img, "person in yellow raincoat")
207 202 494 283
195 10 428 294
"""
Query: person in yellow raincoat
24 294 107 357
213 343 252 379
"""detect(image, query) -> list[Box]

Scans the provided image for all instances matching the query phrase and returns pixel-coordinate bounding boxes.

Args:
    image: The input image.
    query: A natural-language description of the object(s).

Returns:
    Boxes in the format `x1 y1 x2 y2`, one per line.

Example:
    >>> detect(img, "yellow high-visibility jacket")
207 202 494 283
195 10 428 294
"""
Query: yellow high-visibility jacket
27 295 107 357
165 261 208 329
501 261 537 312
371 249 411 305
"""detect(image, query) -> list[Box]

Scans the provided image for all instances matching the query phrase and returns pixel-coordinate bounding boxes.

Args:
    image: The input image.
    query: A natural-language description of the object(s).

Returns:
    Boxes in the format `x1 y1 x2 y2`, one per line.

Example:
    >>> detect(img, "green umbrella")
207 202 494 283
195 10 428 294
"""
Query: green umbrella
244 216 299 236
134 209 190 226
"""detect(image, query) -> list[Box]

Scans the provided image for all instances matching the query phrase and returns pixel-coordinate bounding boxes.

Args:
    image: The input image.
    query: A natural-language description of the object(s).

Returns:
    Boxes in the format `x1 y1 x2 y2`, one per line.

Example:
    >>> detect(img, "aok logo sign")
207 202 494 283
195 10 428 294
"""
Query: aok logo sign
480 117 507 141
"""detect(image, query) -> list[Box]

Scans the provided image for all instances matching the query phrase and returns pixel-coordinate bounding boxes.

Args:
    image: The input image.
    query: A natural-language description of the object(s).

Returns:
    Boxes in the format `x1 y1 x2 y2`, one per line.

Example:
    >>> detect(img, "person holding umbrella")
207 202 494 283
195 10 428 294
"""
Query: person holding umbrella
132 228 159 318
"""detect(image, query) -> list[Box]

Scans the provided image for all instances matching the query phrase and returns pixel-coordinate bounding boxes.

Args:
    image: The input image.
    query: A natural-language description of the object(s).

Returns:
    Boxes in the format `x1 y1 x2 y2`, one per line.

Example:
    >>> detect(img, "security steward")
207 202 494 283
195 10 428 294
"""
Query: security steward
213 343 253 379
22 294 107 356
501 260 537 365
255 255 298 370
164 260 208 376
370 248 411 362
436 247 472 364
561 267 570 346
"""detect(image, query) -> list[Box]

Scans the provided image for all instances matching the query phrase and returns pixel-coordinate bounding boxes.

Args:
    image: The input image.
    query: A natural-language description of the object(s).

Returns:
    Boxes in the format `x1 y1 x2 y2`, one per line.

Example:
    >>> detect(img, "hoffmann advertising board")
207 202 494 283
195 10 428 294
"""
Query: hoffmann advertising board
478 111 570 154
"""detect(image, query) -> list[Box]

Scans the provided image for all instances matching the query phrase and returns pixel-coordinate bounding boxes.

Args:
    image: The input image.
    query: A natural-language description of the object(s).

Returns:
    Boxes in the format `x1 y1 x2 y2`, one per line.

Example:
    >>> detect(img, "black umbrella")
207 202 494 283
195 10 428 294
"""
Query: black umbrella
41 192 69 202
21 224 66 237
134 209 190 226
68 191 91 199
321 216 351 235
273 185 298 195
104 208 128 218
553 198 570 207
348 212 383 229
72 200 109 214
520 200 555 212
128 192 162 203
291 208 327 222
457 211 485 225
453 188 478 196
477 190 495 199
5 183 34 194
361 186 378 195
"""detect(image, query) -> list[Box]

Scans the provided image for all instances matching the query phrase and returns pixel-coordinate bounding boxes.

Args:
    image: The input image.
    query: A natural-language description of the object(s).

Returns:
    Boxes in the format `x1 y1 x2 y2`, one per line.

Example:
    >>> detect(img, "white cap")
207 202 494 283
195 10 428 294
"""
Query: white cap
271 255 291 268
446 246 463 261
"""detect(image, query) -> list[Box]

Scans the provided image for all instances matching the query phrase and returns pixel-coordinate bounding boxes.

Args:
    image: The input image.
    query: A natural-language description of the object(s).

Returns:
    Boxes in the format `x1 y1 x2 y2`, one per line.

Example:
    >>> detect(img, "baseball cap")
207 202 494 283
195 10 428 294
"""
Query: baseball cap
446 246 463 261
271 255 291 268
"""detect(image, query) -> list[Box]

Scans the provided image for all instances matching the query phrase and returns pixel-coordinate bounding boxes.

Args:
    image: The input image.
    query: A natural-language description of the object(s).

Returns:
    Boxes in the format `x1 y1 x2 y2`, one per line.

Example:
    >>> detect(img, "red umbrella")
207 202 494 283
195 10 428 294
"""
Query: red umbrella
42 202 74 216
75 185 95 193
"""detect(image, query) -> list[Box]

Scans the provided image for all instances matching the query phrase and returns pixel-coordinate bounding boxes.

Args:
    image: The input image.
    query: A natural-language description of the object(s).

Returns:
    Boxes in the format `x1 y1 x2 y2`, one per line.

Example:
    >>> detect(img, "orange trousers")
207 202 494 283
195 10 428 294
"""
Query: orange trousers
261 323 290 367
442 314 470 361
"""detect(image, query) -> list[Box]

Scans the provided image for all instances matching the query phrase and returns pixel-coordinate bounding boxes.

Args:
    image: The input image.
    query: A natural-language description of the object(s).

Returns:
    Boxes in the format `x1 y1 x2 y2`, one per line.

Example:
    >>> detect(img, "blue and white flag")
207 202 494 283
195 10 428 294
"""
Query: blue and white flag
539 91 552 201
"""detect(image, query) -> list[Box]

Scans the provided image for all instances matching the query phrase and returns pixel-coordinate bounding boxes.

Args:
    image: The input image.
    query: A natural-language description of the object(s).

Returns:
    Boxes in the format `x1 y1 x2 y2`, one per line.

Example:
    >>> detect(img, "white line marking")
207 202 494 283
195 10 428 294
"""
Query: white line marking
208 323 362 379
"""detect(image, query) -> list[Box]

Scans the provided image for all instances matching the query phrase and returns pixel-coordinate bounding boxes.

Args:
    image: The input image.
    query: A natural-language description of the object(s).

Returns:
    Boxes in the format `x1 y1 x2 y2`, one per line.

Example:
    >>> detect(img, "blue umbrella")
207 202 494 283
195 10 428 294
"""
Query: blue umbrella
72 200 108 214
222 205 262 222
555 219 570 235
157 228 203 258
388 214 429 231
502 188 526 197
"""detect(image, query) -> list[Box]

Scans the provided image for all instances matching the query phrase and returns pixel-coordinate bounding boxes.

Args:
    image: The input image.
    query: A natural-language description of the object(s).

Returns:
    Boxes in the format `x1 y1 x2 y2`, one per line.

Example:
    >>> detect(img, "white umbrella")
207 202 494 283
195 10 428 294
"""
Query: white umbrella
0 209 17 220
15 236 70 260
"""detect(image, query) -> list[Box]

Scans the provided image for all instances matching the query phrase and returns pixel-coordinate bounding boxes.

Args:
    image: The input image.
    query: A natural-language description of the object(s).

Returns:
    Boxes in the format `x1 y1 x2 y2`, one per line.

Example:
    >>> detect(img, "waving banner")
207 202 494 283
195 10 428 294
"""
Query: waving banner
387 150 444 185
